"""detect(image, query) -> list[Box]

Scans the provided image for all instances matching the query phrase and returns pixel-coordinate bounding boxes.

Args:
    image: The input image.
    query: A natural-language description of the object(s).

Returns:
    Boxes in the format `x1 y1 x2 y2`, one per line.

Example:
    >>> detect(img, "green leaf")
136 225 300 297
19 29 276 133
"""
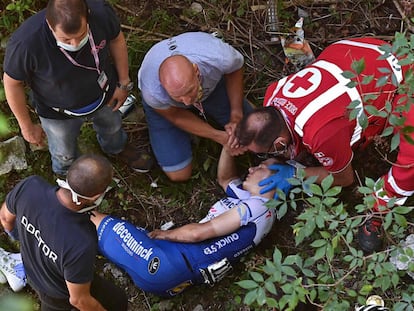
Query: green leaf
391 72 400 86
264 280 277 295
236 280 259 289
358 112 368 129
321 174 334 192
307 197 322 207
361 75 374 85
365 105 380 115
316 215 325 228
278 295 289 310
281 265 297 277
332 235 339 249
244 289 258 305
389 113 405 126
359 284 373 295
256 287 267 306
284 255 300 266
320 231 331 239
322 197 338 206
390 133 400 152
302 268 315 277
351 58 366 74
277 203 288 220
347 100 362 109
343 255 353 262
378 67 391 74
349 106 360 120
264 259 277 275
326 244 334 261
266 297 278 308
324 186 342 197
347 289 358 297
392 272 400 287
358 186 374 194
376 75 390 87
304 257 315 267
346 81 358 88
250 271 264 283
351 217 363 228
381 126 394 137
313 246 326 260
281 283 293 294
6 3 16 10
201 159 210 172
309 184 323 196
342 70 356 79
310 239 327 248
345 231 354 244
399 57 414 66
394 213 407 227
273 248 282 265
394 206 412 214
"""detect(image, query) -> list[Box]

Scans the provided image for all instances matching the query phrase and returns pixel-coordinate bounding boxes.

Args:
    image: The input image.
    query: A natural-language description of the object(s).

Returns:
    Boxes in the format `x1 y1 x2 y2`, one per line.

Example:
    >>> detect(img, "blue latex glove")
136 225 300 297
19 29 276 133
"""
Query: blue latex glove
5 227 19 241
259 163 295 196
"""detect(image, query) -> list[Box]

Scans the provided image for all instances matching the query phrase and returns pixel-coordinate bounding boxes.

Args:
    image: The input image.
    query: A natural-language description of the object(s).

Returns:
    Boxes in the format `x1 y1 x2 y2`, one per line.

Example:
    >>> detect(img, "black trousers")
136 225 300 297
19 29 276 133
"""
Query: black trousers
34 274 128 311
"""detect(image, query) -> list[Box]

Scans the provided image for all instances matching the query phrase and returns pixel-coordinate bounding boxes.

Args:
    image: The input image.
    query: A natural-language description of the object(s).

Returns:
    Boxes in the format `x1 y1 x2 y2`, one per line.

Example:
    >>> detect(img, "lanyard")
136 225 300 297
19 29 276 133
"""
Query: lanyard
59 27 101 74
193 102 207 121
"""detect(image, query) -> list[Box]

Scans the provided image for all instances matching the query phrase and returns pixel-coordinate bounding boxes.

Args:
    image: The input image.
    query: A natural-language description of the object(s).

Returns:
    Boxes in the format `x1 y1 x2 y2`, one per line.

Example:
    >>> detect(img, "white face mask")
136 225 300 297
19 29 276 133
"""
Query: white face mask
56 32 89 52
56 179 107 213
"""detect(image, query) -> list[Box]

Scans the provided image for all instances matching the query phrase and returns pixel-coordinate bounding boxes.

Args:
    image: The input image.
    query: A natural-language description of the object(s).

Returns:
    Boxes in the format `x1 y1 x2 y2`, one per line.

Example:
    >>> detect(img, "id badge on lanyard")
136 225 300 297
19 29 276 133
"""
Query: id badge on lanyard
97 71 108 90
59 28 108 90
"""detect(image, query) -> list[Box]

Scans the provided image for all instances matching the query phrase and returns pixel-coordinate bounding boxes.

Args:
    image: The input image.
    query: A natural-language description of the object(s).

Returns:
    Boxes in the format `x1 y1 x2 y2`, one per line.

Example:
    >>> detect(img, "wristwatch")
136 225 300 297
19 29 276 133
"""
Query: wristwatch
117 81 134 91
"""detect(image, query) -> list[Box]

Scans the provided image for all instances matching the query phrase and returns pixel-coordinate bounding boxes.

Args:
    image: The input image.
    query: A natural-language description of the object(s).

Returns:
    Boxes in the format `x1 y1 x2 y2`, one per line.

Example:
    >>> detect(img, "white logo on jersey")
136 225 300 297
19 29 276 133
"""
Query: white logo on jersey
271 97 298 115
21 216 58 263
113 222 153 261
313 152 333 167
282 68 321 98
203 233 240 255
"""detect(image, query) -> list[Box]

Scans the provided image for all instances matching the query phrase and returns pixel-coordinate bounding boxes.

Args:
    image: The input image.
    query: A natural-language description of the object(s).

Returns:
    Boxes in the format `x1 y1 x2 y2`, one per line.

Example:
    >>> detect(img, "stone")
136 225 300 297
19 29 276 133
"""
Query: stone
0 136 27 175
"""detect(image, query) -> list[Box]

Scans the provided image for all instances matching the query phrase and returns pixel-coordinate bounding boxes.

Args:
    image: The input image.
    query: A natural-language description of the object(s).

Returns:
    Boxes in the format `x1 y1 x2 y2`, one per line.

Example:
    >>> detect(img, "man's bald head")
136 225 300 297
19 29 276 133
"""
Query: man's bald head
67 154 113 198
159 55 199 102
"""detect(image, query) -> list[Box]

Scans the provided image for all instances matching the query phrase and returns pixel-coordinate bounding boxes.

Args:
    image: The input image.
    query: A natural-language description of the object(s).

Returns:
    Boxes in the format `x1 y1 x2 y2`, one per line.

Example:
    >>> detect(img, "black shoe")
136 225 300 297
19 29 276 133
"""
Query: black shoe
116 144 153 173
358 218 383 254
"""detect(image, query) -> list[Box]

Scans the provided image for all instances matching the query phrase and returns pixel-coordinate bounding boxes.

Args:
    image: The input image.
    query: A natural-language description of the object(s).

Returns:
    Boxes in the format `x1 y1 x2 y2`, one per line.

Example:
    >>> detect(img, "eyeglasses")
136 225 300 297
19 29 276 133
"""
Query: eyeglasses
256 140 288 159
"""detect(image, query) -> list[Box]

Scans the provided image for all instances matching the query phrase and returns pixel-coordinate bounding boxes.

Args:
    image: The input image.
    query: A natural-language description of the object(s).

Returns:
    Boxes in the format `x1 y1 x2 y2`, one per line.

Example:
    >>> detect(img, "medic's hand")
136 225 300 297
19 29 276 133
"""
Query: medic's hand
259 163 295 196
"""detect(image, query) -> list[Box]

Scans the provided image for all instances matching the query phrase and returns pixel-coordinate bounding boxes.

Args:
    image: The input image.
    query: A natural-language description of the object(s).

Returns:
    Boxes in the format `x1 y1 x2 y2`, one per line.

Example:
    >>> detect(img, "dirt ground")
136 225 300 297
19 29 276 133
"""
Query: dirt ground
1 0 414 310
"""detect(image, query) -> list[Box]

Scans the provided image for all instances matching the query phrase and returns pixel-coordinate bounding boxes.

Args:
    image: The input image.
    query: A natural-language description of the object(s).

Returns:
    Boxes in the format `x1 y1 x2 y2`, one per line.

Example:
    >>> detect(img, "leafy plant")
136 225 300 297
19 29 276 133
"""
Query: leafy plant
238 171 414 310
237 31 414 310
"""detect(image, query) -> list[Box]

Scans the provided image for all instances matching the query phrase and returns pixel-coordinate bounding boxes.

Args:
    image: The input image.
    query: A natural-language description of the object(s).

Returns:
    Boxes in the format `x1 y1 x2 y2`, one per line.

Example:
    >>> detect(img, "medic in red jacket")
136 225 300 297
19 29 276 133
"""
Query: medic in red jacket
260 38 414 204
236 37 414 252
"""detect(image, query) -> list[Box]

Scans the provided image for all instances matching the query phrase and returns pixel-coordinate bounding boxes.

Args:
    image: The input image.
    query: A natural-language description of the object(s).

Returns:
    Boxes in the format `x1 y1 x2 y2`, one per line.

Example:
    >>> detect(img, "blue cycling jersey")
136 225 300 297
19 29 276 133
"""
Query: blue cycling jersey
96 179 275 296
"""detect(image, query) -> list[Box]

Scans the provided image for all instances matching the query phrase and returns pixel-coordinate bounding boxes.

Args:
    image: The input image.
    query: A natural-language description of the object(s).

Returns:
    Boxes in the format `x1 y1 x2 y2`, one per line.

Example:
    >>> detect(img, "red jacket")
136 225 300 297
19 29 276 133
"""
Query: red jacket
264 38 414 204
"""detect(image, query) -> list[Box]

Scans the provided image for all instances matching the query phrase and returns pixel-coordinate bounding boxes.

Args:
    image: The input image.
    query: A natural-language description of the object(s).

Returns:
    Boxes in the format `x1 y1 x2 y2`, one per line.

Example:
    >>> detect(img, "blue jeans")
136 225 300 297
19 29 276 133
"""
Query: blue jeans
40 105 127 175
143 78 253 172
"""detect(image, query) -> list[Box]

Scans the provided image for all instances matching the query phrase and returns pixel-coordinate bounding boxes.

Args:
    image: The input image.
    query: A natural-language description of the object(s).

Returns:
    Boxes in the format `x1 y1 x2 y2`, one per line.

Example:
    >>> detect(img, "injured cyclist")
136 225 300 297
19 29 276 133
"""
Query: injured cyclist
91 147 293 297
